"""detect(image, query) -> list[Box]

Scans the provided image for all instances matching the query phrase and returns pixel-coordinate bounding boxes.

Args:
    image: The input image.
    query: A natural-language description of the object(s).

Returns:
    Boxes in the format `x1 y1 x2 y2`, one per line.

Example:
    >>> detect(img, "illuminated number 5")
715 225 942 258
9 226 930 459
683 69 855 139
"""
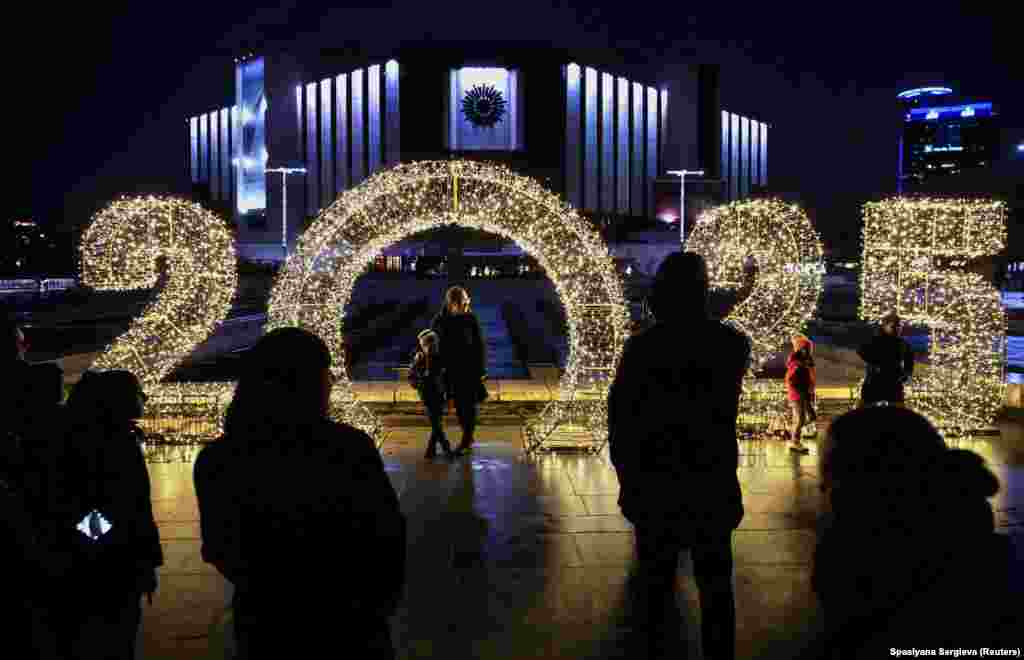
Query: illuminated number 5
79 197 238 400
860 198 1006 431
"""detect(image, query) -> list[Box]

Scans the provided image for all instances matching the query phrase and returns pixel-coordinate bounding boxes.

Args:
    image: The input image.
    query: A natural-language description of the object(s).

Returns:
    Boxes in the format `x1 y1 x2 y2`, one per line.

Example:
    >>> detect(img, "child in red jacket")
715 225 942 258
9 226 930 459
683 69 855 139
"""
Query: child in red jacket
784 335 816 453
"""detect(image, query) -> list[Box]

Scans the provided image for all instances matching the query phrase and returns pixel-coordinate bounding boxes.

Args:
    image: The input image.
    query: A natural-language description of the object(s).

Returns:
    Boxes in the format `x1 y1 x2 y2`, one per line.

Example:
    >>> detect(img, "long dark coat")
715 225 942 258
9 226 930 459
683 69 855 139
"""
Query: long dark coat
430 311 486 397
608 319 751 537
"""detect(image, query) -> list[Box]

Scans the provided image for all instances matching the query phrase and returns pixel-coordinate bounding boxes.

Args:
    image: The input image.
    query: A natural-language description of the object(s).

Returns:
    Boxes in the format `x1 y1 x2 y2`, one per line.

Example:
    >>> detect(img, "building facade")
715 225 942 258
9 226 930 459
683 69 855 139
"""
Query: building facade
186 46 770 260
898 87 1000 189
898 87 1024 257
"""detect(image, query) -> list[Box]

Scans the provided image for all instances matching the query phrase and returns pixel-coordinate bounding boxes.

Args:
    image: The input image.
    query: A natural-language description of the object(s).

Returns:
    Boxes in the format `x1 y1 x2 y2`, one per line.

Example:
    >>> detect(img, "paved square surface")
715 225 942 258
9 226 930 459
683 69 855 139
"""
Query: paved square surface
138 422 1023 659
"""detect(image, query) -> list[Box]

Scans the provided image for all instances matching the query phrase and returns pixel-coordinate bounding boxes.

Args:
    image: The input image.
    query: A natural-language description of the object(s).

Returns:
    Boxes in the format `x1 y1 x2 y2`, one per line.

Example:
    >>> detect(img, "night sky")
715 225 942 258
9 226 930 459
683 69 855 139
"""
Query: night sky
16 2 1018 259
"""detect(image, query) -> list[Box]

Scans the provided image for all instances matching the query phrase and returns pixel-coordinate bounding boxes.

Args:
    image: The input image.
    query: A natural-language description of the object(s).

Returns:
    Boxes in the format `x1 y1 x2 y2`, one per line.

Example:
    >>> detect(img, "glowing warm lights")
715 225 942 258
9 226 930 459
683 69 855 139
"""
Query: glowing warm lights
684 199 825 430
860 197 1007 432
686 199 824 369
79 196 239 438
267 160 629 450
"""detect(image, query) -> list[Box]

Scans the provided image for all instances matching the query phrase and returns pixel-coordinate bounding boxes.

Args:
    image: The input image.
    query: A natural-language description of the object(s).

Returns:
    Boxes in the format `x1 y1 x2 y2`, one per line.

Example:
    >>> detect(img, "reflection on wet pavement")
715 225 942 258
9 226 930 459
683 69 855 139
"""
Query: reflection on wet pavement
139 423 1022 659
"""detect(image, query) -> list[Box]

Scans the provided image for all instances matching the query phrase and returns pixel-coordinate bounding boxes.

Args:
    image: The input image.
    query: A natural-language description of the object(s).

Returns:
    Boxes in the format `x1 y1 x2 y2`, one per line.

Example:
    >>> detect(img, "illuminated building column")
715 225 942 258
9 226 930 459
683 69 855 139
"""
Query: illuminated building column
368 64 382 176
320 78 333 208
210 109 220 201
760 122 768 187
583 67 599 212
305 82 319 217
631 82 643 217
198 113 208 184
750 119 760 188
615 77 629 215
335 73 349 193
724 110 733 200
730 113 739 201
384 60 400 167
564 63 581 209
189 117 198 183
646 87 657 217
740 115 749 198
351 68 365 185
219 109 231 202
600 72 614 213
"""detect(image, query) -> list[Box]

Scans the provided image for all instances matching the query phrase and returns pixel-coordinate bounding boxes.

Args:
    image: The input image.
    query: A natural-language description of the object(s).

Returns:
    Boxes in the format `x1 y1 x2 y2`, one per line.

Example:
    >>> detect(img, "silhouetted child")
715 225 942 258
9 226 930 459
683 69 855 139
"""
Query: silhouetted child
410 329 453 460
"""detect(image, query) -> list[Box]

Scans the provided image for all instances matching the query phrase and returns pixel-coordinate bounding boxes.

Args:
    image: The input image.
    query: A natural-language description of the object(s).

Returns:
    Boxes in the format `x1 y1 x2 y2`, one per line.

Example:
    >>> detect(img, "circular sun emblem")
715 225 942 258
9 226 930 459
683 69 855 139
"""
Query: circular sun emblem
461 84 507 128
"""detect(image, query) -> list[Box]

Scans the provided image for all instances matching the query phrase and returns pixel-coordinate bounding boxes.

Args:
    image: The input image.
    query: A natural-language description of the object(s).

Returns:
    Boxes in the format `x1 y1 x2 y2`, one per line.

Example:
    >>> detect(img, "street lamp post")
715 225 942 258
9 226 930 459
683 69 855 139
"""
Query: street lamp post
266 167 307 259
667 169 704 247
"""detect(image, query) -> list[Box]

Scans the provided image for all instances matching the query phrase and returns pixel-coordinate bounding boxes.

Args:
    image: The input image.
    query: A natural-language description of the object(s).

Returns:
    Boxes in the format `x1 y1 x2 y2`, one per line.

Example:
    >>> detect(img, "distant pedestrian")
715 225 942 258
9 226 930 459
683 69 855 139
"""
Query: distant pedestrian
784 335 816 453
410 329 453 460
431 286 487 455
50 370 161 660
609 251 750 660
857 312 914 406
194 327 406 659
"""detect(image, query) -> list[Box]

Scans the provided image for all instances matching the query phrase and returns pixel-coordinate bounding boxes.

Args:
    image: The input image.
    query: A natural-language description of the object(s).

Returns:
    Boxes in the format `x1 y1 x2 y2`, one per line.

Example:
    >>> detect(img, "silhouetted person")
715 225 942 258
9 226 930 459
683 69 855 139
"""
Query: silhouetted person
814 406 1020 657
50 370 161 660
784 335 816 453
2 319 32 438
194 328 406 659
609 251 751 660
431 286 487 455
857 312 913 406
410 329 453 460
16 363 66 518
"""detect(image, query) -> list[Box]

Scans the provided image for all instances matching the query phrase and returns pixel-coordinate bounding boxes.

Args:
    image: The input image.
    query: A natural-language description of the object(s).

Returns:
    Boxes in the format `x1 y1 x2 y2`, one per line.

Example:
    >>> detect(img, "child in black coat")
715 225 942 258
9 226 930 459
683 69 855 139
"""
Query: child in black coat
410 330 454 460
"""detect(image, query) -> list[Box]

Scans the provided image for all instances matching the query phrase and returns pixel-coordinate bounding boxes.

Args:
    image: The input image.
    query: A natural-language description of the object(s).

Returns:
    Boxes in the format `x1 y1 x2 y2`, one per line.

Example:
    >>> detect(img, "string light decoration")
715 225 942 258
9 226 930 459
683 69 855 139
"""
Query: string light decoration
860 197 1007 433
267 160 630 450
79 196 239 439
685 199 825 430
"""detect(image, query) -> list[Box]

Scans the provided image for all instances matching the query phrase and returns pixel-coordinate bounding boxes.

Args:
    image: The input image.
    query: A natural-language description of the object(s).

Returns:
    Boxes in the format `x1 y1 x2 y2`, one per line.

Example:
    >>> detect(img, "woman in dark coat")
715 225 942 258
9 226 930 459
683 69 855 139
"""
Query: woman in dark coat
857 312 914 406
50 370 161 660
430 286 487 455
194 327 406 659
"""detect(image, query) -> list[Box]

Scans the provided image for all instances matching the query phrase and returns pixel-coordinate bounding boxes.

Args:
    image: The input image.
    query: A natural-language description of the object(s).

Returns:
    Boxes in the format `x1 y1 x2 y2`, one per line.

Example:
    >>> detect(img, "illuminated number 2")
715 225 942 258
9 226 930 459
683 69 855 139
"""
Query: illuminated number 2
79 197 238 399
860 198 1007 431
686 199 825 424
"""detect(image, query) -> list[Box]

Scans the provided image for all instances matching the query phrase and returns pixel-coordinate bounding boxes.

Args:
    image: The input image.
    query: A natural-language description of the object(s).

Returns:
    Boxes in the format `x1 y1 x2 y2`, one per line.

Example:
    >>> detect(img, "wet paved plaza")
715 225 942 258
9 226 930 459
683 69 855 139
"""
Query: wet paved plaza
137 418 1023 659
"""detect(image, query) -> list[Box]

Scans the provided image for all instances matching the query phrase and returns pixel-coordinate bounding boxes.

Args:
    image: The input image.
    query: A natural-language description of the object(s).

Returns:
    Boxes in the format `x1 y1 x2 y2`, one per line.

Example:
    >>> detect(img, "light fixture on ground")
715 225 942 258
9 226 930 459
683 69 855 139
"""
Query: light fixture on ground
667 169 704 245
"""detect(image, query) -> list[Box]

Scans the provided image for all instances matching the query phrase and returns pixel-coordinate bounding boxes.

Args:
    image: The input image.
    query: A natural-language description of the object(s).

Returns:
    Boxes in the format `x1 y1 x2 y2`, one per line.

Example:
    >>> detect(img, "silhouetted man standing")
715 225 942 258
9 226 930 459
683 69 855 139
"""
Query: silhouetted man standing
608 252 750 660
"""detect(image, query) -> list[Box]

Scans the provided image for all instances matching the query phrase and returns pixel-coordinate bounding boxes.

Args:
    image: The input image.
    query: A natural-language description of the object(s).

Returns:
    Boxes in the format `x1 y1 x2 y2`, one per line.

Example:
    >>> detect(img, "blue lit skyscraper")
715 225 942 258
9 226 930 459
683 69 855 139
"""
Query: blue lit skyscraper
898 86 999 189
